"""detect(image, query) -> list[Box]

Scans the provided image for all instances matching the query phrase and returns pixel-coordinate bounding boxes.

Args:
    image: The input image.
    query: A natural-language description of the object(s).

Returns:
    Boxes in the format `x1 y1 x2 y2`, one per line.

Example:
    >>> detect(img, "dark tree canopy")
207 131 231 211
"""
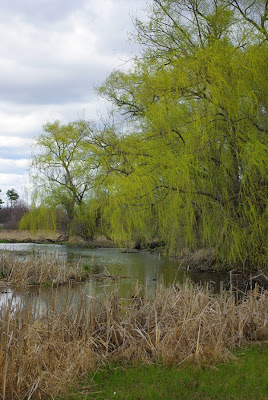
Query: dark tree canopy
6 189 19 207
0 189 4 209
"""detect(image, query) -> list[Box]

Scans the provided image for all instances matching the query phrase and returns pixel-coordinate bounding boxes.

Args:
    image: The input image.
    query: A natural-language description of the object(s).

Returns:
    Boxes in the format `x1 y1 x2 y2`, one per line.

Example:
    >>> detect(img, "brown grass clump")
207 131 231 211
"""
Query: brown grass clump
0 251 89 286
0 229 115 246
0 229 63 242
0 296 95 400
0 282 267 399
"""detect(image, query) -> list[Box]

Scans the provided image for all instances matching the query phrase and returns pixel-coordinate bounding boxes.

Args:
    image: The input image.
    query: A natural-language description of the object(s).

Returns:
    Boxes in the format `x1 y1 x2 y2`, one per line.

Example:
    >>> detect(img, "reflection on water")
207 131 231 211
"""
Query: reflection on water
0 243 228 308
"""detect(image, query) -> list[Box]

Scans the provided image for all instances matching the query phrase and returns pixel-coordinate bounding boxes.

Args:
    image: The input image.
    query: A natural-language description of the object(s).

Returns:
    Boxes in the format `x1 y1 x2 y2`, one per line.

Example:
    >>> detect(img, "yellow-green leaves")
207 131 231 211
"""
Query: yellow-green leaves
29 120 98 236
96 0 268 269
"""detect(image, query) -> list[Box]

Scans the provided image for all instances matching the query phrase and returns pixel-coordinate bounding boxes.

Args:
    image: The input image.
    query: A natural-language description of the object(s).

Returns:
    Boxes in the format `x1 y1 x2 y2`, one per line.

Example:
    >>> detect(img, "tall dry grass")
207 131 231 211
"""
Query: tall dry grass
0 229 63 242
0 251 90 286
0 282 267 399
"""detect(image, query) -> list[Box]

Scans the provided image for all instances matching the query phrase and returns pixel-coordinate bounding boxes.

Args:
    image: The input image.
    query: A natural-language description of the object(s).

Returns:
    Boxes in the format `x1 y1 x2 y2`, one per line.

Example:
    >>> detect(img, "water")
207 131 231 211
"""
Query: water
0 243 227 307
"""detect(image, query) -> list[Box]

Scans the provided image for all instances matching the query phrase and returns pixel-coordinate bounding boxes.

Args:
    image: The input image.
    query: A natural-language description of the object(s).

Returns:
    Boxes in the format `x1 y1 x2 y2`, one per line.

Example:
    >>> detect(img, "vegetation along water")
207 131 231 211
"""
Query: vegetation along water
0 0 267 398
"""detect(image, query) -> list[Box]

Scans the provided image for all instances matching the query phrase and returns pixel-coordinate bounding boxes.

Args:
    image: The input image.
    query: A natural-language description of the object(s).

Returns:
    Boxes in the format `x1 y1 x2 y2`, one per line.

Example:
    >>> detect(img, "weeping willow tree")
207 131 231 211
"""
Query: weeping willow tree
19 204 57 233
22 120 101 239
97 0 267 269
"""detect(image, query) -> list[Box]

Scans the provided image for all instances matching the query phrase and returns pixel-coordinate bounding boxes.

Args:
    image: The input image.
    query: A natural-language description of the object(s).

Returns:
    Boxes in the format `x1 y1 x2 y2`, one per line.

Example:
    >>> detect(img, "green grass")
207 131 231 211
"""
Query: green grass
63 345 268 400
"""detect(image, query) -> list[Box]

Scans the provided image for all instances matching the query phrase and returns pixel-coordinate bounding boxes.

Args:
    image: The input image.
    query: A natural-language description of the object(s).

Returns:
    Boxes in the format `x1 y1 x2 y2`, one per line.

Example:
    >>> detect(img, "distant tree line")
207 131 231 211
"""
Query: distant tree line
0 188 29 229
0 189 3 209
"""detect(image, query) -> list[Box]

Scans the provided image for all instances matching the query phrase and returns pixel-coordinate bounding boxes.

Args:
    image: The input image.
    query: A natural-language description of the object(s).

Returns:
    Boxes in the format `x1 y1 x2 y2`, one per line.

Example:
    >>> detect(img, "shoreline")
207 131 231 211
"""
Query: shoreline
0 229 116 248
0 230 267 289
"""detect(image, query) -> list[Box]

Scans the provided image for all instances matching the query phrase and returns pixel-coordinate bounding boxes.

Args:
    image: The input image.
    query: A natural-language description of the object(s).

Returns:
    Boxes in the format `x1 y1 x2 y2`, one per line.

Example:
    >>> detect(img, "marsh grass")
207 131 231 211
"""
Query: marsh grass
0 229 62 242
0 282 267 399
0 230 114 247
0 251 90 286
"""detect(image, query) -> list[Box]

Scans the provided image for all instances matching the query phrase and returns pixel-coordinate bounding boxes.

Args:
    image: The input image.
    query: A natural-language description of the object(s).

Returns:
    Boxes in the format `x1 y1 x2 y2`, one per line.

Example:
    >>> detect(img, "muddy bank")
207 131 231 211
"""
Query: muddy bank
169 248 268 290
169 248 218 272
0 230 115 248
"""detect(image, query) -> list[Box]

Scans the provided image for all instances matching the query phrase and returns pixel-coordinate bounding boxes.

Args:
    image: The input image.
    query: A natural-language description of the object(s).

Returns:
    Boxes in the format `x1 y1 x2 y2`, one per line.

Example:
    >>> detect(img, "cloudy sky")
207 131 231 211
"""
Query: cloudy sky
0 0 147 203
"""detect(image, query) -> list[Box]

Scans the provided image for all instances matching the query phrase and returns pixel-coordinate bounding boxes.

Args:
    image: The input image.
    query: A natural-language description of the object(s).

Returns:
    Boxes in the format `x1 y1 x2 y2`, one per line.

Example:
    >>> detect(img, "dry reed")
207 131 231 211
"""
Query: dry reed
0 230 63 242
0 281 267 399
0 251 89 286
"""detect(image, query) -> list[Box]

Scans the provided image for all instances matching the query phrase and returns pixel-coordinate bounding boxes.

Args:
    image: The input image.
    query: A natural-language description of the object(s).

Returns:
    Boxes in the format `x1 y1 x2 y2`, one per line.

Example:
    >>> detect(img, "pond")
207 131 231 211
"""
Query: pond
0 243 228 307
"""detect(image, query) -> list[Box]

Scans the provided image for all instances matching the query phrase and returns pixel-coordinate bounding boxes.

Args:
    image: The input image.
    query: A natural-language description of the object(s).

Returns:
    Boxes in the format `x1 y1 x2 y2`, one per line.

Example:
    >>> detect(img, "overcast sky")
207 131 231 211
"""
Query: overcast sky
0 0 148 203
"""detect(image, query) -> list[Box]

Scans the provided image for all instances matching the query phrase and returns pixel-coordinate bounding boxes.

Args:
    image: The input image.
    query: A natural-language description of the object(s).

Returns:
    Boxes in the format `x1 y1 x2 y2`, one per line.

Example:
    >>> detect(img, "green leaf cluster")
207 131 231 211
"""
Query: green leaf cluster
96 0 268 269
25 1 268 270
23 120 101 238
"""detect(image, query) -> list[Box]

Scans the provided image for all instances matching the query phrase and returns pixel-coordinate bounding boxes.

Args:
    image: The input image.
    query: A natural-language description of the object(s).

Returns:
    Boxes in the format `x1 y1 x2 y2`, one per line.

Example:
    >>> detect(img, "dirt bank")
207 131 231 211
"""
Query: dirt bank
0 229 115 248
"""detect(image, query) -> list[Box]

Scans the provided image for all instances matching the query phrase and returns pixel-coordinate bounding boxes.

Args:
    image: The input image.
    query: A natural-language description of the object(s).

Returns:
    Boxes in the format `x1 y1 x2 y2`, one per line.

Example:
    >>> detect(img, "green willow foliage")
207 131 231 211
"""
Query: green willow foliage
97 0 268 269
19 204 57 233
22 121 99 238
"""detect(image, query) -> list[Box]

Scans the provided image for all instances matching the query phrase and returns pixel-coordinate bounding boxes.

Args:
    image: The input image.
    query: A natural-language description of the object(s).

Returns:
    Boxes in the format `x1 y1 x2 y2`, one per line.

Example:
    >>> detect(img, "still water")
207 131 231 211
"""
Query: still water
0 243 227 307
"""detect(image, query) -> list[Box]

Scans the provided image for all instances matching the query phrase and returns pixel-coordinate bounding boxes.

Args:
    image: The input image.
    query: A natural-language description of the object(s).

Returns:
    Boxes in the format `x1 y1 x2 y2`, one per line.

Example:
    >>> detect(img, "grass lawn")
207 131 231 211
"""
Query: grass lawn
63 344 268 400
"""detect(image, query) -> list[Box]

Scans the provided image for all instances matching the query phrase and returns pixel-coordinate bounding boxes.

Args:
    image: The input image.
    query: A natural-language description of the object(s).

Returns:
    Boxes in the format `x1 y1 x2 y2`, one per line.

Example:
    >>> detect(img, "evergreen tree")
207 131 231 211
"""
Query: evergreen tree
6 188 19 208
0 189 4 209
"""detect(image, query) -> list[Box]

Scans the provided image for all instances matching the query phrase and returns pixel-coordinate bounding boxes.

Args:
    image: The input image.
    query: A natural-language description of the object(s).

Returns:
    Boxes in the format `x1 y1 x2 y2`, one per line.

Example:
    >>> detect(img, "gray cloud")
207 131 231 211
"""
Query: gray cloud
0 0 148 197
0 0 88 25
